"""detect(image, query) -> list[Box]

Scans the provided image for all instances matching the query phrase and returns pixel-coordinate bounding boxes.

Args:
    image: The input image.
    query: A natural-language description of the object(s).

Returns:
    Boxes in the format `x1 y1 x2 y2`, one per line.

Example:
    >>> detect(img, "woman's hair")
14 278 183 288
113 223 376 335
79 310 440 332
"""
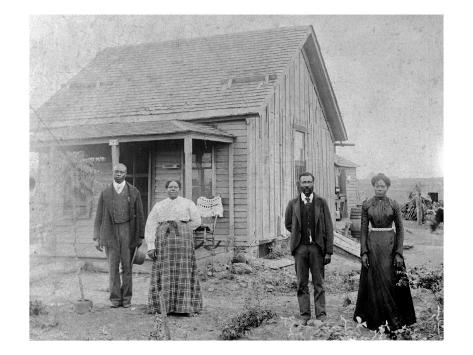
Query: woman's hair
371 173 391 188
165 180 181 189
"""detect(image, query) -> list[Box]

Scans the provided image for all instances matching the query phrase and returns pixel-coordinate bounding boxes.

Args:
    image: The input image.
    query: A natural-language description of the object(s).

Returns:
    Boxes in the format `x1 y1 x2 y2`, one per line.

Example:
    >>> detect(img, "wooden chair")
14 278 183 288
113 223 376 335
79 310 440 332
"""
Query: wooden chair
193 196 223 250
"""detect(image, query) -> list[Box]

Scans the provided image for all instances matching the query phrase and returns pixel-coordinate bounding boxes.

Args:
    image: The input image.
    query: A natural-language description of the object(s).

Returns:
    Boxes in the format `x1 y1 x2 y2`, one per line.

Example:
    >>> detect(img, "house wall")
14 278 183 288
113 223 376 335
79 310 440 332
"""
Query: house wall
212 120 248 244
246 50 336 246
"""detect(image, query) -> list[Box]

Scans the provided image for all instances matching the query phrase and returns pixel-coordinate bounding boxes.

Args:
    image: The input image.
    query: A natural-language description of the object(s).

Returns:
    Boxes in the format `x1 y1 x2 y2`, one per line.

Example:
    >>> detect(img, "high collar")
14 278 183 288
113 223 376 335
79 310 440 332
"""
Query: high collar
300 192 314 204
113 180 126 193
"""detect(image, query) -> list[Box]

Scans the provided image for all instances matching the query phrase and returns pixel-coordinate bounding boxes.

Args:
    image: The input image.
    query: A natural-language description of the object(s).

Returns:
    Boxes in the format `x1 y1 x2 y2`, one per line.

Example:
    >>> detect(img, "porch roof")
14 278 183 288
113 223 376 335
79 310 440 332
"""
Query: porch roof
31 119 234 147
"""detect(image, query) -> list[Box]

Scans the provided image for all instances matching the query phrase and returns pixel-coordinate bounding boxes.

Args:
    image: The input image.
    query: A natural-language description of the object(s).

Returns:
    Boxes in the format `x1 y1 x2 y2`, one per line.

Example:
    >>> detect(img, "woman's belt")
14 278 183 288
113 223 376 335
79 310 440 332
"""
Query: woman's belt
370 227 394 231
158 220 180 235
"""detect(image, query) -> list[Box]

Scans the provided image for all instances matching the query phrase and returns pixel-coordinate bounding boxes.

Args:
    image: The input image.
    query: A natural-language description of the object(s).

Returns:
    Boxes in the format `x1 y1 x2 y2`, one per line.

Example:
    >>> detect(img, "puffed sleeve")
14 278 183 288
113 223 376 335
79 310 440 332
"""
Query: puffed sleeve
360 200 369 256
144 202 160 251
187 199 201 231
392 199 405 257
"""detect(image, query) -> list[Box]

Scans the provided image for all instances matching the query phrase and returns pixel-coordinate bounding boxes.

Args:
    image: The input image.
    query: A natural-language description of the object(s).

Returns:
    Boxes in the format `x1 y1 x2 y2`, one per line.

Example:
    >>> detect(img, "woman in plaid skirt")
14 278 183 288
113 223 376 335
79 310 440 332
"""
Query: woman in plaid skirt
145 180 203 315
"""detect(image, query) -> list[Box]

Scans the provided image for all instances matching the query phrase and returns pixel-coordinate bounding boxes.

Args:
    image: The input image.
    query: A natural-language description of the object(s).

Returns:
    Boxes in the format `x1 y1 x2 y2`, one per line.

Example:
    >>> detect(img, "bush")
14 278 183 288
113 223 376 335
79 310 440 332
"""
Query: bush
220 307 276 340
263 240 289 260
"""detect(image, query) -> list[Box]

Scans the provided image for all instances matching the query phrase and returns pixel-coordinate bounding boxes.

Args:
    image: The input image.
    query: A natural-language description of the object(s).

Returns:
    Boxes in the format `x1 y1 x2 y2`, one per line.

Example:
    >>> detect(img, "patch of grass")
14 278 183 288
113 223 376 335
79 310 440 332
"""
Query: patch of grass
325 270 360 294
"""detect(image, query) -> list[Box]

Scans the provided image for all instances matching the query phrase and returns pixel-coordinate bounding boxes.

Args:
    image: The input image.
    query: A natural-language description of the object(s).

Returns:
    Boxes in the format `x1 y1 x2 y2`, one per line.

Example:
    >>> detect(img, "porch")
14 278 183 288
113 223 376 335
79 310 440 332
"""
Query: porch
31 120 236 258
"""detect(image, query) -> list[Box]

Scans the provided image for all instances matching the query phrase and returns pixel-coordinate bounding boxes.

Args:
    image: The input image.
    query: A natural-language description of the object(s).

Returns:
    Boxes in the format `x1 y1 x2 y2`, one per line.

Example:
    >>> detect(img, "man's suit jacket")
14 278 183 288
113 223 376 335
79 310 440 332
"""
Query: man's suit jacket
93 182 145 249
284 195 334 256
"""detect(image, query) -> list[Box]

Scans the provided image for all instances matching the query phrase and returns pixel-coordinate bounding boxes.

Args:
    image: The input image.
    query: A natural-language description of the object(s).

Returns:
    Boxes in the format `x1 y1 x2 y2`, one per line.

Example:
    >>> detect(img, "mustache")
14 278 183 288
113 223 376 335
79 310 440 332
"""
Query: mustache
301 186 313 194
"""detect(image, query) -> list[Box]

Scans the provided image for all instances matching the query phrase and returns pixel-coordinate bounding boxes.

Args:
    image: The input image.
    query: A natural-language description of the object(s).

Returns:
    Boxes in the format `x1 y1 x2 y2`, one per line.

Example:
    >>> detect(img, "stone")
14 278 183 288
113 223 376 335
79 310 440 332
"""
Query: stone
231 263 253 274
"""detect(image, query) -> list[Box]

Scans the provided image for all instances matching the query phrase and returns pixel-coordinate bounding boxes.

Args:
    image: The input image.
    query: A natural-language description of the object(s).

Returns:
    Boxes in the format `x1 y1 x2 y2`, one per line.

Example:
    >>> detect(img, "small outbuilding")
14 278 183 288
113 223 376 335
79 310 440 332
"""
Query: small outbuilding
334 154 359 219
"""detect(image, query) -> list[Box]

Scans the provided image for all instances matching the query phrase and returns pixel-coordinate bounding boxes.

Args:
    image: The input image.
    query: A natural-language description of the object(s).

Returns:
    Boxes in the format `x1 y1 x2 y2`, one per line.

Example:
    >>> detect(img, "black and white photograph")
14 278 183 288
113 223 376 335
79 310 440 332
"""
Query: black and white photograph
20 7 463 344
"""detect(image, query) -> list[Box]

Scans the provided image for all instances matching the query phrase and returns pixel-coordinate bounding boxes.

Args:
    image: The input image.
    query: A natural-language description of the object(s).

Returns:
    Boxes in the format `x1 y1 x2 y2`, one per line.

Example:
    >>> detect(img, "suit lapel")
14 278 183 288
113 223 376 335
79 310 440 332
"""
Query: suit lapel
312 196 321 222
294 198 301 225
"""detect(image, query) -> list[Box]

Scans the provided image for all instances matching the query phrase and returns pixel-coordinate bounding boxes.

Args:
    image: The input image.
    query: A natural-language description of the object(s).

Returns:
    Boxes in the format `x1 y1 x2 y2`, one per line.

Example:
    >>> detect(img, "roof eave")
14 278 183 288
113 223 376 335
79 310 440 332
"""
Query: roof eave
304 26 348 142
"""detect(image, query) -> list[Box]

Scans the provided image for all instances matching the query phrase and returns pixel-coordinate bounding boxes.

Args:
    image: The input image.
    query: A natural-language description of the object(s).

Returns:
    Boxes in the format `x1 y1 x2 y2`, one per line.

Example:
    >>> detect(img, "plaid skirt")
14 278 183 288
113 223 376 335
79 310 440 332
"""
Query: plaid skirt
148 221 203 314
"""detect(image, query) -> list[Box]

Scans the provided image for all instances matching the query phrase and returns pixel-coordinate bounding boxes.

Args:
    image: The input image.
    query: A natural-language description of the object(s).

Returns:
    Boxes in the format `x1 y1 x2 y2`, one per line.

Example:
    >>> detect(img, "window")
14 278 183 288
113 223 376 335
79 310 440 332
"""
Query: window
121 143 150 216
294 131 306 192
192 141 213 201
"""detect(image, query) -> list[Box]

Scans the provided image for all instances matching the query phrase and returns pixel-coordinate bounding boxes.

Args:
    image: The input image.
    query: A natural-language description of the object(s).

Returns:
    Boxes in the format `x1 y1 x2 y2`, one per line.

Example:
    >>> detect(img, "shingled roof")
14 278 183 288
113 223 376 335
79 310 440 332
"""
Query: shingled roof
32 25 347 143
32 120 234 146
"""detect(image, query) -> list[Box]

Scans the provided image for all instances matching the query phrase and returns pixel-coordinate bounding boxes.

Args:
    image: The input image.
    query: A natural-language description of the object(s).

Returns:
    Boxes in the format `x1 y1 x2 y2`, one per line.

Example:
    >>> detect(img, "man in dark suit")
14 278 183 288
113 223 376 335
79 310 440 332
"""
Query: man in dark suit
94 163 145 308
285 172 334 324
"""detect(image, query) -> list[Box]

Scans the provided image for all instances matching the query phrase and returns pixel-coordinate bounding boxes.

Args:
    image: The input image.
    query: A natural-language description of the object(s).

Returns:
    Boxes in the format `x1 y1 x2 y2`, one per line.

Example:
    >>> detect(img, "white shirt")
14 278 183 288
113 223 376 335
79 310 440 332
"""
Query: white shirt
144 196 201 251
113 180 126 194
301 192 314 204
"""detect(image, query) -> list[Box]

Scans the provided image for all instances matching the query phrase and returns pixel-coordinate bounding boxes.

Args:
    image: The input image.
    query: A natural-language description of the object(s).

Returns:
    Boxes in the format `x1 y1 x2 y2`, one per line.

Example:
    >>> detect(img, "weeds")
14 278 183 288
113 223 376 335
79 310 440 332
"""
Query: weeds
408 264 443 305
30 299 48 316
220 274 277 340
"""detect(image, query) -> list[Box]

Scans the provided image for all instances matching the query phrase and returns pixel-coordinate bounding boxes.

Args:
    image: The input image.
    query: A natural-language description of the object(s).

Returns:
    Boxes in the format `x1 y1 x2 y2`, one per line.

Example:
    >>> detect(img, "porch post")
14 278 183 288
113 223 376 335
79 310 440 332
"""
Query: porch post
109 139 120 167
229 142 235 242
184 136 193 200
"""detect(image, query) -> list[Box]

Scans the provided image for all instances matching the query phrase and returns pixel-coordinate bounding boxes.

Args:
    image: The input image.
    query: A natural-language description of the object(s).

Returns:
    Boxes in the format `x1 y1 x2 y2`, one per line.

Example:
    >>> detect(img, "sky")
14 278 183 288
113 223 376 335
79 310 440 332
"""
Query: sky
30 15 443 179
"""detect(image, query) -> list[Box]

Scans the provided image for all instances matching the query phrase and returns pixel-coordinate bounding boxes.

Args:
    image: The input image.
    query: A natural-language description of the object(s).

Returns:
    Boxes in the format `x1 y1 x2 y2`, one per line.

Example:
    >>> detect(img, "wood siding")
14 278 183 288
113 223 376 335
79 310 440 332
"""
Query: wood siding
247 50 336 244
213 120 248 243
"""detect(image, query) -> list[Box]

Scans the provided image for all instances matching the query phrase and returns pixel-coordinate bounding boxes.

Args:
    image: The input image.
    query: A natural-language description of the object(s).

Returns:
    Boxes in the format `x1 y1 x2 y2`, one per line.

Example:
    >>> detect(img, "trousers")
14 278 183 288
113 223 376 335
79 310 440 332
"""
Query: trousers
105 222 132 306
294 243 326 320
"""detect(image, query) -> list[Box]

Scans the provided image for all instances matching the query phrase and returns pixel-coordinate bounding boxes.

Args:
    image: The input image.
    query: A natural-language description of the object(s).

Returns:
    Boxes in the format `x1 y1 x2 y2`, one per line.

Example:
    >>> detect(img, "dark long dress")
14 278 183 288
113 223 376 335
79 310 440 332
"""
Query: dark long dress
353 196 416 330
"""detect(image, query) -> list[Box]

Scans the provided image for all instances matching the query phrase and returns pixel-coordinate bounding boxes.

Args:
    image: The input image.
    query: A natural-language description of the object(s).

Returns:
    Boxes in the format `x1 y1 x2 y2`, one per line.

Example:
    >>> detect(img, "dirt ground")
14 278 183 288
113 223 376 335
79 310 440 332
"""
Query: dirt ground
30 221 443 340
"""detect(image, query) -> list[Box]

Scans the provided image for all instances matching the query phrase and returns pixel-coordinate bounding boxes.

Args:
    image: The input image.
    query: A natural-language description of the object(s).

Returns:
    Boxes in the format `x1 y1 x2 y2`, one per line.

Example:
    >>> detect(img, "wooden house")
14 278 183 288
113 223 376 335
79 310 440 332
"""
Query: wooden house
30 26 348 257
334 154 359 218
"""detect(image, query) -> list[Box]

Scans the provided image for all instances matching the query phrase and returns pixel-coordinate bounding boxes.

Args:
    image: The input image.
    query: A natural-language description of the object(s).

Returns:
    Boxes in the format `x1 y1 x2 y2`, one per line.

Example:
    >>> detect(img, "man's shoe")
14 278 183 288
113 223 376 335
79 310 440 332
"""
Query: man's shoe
122 303 131 308
316 314 327 321
110 303 121 308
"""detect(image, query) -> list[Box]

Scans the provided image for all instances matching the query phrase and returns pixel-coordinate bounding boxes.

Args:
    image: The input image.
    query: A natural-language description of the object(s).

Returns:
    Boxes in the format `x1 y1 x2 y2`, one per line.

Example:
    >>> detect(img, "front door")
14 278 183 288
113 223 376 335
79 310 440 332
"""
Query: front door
120 143 151 216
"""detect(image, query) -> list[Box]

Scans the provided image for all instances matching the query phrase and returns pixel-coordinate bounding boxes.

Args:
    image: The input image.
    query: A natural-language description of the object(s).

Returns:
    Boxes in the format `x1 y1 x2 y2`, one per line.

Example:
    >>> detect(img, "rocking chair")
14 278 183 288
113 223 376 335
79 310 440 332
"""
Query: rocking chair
193 196 224 250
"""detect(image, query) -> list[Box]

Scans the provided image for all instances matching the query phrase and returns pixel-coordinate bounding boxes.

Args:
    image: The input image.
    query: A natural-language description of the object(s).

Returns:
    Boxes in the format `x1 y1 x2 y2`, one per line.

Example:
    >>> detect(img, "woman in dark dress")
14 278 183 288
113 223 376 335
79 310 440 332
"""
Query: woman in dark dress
353 173 416 330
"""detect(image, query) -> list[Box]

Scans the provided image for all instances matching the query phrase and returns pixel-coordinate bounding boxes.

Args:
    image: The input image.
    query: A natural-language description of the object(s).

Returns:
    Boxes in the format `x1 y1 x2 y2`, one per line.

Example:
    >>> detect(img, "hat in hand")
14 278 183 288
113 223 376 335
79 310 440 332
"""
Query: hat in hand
132 247 146 265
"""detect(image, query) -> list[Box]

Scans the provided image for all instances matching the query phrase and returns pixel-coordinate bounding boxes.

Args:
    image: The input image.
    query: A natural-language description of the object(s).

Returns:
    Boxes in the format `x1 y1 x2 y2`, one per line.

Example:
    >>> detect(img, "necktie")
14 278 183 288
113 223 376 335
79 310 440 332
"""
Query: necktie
305 196 311 242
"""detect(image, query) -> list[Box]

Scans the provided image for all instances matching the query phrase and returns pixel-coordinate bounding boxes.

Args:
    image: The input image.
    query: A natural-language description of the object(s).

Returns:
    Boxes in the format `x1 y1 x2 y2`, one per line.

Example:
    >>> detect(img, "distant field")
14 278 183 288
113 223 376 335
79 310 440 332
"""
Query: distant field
358 177 443 205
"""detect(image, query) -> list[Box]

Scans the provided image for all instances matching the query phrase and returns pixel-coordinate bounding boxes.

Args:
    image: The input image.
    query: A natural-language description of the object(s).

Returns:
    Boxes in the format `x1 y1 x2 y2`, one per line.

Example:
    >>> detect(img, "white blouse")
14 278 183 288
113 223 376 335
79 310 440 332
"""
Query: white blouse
144 196 201 251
